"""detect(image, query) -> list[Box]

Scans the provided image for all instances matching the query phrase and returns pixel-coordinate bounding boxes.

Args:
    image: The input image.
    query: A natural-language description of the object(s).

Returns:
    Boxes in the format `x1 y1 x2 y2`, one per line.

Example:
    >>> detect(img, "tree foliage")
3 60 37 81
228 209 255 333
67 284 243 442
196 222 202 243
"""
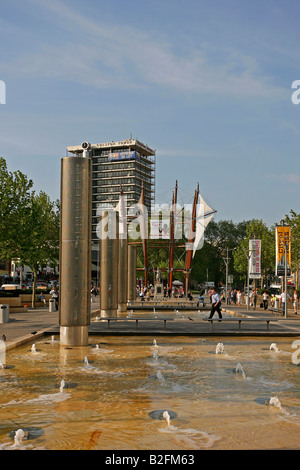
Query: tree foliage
191 219 249 286
0 157 59 306
233 219 275 279
0 157 34 260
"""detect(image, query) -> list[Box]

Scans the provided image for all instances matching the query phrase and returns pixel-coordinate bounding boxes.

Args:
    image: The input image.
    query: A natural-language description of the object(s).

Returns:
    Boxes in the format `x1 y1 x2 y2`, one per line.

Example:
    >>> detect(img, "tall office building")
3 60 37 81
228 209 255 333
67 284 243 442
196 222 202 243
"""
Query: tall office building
67 139 156 279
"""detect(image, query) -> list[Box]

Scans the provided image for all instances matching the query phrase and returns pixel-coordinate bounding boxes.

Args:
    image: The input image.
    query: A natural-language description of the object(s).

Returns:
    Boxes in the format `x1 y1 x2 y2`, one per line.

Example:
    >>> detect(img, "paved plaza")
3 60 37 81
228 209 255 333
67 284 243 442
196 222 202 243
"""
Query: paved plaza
1 298 300 352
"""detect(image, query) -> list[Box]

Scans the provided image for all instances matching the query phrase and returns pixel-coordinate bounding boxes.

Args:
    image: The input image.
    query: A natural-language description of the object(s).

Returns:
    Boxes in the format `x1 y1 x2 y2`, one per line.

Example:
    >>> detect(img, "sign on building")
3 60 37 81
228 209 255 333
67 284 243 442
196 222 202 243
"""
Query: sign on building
108 151 141 161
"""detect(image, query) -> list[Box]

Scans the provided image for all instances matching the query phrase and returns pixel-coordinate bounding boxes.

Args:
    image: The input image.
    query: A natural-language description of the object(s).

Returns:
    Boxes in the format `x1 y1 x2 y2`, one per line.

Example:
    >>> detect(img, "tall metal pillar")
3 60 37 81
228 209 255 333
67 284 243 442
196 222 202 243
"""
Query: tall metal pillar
127 244 137 302
118 237 128 313
117 188 128 314
100 210 119 317
59 143 92 346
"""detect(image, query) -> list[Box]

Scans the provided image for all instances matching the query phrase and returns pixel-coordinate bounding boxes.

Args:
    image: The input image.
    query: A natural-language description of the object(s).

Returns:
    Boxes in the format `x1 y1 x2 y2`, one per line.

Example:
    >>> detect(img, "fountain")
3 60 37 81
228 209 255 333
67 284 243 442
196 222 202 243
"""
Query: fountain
153 349 159 360
31 343 36 353
1 336 300 450
234 362 246 379
156 371 166 383
268 396 282 409
60 379 65 393
13 429 25 447
216 342 224 354
162 410 171 426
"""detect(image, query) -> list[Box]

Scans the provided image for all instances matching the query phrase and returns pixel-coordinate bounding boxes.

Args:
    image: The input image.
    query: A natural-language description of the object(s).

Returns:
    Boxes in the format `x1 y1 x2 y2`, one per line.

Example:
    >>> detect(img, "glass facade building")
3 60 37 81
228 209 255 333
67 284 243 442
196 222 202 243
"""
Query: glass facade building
67 139 155 281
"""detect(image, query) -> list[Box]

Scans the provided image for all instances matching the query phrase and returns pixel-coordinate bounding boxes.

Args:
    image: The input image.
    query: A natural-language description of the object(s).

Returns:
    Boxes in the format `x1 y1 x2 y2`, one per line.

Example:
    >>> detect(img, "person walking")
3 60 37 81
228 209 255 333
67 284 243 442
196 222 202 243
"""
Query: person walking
293 290 298 314
251 289 258 310
280 290 290 316
262 291 269 310
208 288 222 321
50 286 59 311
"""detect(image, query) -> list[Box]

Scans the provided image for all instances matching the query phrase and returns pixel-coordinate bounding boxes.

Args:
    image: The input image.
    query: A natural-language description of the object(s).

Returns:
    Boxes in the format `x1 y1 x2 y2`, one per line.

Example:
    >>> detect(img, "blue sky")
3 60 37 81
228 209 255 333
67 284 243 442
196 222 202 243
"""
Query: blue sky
0 0 300 227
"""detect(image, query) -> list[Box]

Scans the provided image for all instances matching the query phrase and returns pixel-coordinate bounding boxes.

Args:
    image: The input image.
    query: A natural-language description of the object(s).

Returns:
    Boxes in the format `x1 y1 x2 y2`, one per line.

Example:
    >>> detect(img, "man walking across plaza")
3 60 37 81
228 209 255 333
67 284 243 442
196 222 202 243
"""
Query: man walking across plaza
208 288 222 321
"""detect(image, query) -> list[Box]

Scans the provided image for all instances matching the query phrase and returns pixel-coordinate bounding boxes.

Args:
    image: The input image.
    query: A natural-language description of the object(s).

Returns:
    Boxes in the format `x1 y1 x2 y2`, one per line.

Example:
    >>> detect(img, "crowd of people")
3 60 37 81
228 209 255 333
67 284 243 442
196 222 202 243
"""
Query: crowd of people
136 284 195 301
209 286 298 316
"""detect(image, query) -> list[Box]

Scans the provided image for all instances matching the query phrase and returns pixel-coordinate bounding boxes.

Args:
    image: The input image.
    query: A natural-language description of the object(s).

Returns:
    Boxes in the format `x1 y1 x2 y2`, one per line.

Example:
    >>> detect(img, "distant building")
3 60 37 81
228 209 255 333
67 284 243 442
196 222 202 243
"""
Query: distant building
67 138 155 241
67 138 156 282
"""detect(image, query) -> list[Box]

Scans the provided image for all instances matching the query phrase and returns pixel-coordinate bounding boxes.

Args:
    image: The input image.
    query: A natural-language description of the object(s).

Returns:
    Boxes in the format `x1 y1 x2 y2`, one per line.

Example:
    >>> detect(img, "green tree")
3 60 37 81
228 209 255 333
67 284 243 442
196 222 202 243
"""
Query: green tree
233 219 275 286
0 158 59 307
19 191 60 307
191 219 249 287
0 157 34 260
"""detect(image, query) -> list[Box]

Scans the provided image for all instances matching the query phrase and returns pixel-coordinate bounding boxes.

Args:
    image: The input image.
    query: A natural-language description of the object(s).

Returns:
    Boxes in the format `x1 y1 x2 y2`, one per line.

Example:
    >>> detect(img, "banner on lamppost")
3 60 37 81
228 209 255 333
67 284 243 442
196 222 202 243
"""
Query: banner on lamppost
249 239 261 279
275 226 291 276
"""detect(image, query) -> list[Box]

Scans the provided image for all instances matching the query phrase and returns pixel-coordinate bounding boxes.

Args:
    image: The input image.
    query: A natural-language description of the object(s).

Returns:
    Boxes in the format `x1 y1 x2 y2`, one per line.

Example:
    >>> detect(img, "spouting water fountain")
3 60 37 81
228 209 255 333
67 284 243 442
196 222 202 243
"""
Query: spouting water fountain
234 362 246 379
162 411 171 426
60 379 65 393
216 342 224 354
13 429 25 447
1 336 300 450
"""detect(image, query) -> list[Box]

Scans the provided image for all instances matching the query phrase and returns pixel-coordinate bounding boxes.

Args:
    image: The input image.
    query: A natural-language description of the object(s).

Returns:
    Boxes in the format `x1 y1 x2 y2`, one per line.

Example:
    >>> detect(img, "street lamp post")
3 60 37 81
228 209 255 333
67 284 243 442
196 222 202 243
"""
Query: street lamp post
279 220 289 319
222 247 234 305
239 239 256 311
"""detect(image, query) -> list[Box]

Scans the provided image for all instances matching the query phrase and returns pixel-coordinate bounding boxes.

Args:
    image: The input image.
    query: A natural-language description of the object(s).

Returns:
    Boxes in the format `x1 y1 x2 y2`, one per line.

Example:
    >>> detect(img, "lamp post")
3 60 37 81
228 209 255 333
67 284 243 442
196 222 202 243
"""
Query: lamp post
238 238 256 311
279 220 289 319
222 247 234 305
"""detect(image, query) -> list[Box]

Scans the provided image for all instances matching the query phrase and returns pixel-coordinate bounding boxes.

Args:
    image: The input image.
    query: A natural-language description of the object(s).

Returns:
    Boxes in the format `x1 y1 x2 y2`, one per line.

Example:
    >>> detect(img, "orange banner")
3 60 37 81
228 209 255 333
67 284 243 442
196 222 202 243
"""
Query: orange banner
276 226 291 276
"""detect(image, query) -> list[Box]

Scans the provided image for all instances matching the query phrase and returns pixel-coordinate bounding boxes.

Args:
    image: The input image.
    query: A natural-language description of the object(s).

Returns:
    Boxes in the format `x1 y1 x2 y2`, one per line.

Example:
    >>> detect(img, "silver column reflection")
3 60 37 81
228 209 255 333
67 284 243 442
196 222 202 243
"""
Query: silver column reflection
117 197 128 314
100 210 119 317
127 244 137 302
59 148 92 346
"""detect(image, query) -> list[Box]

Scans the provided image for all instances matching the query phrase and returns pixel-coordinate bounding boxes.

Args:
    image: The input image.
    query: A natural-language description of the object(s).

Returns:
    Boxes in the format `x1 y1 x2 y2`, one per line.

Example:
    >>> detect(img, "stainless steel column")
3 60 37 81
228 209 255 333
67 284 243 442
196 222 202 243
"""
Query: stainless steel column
118 237 128 313
127 244 136 302
59 149 92 346
100 210 119 317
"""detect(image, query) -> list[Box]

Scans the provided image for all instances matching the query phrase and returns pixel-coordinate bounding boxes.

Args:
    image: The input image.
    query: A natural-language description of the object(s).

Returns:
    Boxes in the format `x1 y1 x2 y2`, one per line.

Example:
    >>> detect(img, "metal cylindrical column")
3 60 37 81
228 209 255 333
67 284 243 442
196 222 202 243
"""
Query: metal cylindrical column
127 244 136 302
100 211 119 317
59 155 92 346
118 237 128 313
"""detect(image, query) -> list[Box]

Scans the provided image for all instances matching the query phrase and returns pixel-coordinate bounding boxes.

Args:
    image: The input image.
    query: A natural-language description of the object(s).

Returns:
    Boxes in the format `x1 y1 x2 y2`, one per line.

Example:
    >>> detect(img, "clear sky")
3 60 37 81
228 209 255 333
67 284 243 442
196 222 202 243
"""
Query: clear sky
1 0 299 227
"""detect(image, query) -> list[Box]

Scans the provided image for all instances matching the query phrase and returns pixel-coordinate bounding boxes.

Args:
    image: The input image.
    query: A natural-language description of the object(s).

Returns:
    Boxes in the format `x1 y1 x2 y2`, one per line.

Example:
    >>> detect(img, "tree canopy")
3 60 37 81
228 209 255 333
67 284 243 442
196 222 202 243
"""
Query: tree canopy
0 157 60 306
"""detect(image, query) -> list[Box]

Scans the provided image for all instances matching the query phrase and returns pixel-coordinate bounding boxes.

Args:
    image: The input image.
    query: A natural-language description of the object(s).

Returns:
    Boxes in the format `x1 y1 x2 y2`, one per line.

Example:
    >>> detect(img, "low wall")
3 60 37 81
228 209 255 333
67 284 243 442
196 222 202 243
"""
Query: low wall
0 293 51 311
